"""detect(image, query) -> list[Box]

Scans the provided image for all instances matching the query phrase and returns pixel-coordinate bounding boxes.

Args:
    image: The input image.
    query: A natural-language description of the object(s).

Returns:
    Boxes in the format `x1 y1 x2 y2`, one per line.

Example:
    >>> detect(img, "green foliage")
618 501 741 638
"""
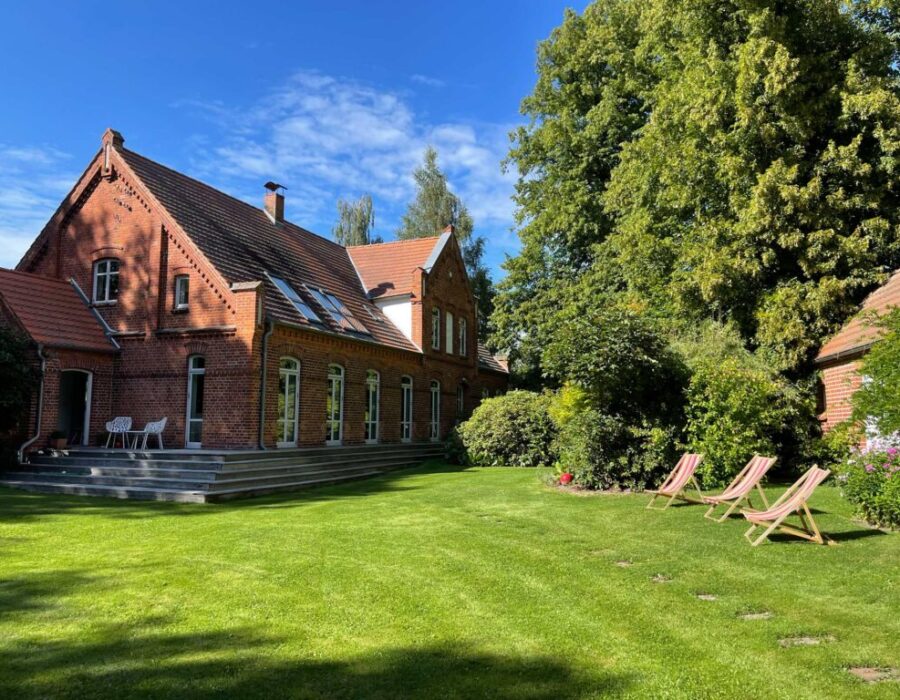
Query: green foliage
397 147 494 340
676 323 813 486
493 0 900 380
837 447 900 528
332 194 381 246
853 308 900 434
457 391 557 467
0 326 38 435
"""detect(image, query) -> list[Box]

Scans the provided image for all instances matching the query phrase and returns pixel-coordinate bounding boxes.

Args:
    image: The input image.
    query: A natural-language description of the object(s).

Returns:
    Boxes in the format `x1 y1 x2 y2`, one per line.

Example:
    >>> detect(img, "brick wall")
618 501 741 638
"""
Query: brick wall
819 357 863 432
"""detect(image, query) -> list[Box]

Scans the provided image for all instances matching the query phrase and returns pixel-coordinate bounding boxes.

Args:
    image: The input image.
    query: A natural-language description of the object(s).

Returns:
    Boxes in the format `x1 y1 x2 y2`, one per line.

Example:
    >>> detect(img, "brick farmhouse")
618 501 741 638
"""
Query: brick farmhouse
0 129 508 455
816 270 900 433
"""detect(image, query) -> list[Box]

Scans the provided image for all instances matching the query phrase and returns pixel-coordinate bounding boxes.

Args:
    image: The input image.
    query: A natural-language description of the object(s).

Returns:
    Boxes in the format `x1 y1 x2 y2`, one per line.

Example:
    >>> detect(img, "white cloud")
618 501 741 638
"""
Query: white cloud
183 70 519 257
410 73 446 88
0 145 75 268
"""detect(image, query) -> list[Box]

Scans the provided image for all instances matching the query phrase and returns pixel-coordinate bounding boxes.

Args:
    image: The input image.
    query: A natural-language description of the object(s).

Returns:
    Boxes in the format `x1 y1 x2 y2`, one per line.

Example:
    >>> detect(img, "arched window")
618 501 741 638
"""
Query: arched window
456 385 465 420
445 311 454 354
431 308 441 349
186 355 205 448
326 364 344 444
92 258 120 304
430 380 441 441
277 357 300 447
400 376 413 442
458 317 468 357
364 370 380 443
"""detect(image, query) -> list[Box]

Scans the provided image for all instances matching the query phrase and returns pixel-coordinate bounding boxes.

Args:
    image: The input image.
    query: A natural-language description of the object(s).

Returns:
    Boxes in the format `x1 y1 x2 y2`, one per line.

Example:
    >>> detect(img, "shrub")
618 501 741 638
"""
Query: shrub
457 391 557 467
853 308 900 435
837 447 900 529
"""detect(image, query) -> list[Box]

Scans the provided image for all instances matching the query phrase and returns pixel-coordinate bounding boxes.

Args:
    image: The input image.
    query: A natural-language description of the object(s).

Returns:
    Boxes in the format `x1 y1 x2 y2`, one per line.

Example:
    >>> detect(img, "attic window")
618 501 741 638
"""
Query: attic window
308 287 370 334
268 274 323 324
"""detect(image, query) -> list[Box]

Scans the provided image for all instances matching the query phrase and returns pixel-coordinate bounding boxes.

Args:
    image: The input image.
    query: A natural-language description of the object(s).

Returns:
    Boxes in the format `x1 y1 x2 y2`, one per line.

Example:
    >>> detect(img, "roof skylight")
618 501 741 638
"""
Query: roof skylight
268 274 323 324
308 287 370 334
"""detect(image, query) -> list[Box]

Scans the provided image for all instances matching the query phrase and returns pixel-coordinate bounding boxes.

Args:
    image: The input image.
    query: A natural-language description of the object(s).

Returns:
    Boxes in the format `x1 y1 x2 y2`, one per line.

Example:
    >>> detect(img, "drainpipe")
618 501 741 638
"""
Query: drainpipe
257 319 274 449
18 343 47 464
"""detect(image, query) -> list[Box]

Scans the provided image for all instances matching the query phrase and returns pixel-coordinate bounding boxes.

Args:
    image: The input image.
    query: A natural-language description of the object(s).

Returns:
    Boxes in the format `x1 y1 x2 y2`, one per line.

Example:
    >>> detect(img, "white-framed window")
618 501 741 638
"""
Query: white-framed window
186 355 205 448
365 369 380 443
277 357 300 447
458 317 468 357
431 307 441 350
445 311 454 354
430 380 441 441
400 375 413 442
326 364 344 444
174 275 190 310
92 258 120 304
456 385 465 419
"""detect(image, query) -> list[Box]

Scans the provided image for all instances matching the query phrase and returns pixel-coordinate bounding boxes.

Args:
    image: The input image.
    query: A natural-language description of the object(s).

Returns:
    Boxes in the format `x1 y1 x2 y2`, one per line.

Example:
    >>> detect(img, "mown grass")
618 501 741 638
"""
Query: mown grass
0 464 898 699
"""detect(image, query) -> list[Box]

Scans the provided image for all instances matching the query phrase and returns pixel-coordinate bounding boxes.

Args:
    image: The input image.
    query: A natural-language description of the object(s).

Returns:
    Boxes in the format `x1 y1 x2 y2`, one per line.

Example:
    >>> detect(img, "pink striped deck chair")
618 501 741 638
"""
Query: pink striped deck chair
742 466 832 546
703 455 776 523
646 453 704 510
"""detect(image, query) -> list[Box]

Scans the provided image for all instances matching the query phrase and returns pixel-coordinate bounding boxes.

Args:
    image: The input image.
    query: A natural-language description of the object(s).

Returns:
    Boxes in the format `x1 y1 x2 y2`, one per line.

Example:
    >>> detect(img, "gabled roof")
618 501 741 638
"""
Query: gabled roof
0 268 117 353
347 235 446 299
816 270 900 364
116 147 417 353
478 344 509 374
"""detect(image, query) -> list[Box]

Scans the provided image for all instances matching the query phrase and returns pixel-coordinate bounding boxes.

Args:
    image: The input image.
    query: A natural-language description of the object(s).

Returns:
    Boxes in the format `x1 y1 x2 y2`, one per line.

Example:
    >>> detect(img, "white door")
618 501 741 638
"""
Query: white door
186 356 205 448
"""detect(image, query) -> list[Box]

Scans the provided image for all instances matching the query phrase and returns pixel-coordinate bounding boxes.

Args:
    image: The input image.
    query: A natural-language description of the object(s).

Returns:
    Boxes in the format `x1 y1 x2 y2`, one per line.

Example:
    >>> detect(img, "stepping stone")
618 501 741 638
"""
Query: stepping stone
739 611 773 620
651 574 672 584
614 560 633 568
779 635 835 648
696 593 718 601
848 667 900 683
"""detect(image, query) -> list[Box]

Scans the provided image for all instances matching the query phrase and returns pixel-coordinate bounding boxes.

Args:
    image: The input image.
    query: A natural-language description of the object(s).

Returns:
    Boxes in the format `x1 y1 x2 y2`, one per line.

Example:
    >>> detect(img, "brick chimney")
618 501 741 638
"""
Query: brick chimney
264 181 285 224
101 128 124 179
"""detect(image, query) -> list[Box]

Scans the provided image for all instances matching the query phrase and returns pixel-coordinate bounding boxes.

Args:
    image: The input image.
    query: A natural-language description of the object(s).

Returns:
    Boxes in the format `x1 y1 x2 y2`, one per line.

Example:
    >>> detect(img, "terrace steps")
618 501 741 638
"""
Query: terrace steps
0 442 444 502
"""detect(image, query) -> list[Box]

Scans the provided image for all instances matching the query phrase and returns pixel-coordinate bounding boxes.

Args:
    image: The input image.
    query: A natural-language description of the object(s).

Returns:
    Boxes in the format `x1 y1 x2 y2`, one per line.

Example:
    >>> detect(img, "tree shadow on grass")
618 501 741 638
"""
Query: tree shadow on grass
0 463 472 523
0 618 629 700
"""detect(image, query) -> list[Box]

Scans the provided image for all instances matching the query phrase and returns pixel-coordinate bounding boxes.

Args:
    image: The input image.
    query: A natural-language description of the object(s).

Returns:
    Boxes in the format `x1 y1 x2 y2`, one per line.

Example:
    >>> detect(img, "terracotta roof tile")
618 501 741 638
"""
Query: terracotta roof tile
118 148 418 353
347 237 442 299
478 344 509 374
0 268 116 353
817 270 900 363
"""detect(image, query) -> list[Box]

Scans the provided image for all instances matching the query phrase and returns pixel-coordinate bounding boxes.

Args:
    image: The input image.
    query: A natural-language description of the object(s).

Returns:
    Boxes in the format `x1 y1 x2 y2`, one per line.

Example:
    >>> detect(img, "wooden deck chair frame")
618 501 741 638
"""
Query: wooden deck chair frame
703 455 774 523
646 453 705 510
742 467 832 547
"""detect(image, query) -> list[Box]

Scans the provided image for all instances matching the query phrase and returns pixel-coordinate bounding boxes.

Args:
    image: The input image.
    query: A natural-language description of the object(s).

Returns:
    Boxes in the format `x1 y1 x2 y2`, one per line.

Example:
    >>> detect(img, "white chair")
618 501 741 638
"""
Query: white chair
105 417 132 448
137 418 167 450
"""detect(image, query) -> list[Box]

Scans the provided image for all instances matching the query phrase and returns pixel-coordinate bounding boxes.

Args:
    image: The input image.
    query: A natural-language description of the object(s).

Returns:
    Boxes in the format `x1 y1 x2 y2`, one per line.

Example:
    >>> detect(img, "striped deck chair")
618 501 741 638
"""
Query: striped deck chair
646 453 704 510
742 466 832 546
703 455 776 523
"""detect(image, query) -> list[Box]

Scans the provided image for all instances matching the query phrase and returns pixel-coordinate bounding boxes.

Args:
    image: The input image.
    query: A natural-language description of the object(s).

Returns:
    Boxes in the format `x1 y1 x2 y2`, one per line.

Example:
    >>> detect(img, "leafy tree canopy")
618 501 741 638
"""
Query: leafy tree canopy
853 308 900 434
494 0 900 376
0 327 39 434
333 194 381 246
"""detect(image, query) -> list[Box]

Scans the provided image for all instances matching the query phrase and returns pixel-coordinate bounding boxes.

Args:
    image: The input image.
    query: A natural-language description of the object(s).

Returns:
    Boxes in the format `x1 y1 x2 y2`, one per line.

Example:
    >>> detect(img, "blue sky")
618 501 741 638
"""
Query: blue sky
0 1 588 278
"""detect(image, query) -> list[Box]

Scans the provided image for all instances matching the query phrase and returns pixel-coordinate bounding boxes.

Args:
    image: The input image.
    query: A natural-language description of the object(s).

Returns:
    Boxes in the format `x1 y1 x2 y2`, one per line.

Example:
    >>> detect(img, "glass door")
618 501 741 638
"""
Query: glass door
186 356 205 448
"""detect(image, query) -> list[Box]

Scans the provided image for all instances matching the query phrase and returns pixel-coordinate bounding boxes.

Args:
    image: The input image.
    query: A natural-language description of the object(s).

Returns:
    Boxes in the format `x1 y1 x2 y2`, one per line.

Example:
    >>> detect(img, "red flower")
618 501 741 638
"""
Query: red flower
560 472 573 485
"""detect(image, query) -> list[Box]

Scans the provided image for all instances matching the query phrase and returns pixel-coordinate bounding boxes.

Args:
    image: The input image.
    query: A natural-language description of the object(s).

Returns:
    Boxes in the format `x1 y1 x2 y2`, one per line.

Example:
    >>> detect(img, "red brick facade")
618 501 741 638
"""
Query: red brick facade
818 358 863 433
8 130 507 452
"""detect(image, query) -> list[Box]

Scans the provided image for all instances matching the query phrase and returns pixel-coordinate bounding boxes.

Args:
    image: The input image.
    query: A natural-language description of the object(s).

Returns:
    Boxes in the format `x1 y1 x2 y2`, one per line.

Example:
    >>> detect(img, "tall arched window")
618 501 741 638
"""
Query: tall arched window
277 357 300 447
364 370 380 443
458 317 468 357
186 355 205 448
326 364 344 444
400 376 413 442
456 385 465 420
92 258 120 304
430 380 441 441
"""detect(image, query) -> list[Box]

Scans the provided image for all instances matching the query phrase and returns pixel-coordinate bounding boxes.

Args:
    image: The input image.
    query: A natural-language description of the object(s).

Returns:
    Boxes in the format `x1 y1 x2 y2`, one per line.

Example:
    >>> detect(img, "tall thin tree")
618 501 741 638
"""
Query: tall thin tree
332 194 381 246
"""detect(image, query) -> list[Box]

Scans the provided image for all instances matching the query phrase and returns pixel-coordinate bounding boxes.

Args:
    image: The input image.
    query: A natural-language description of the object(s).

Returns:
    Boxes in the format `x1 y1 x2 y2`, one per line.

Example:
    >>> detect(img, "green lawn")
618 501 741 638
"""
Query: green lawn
0 465 898 699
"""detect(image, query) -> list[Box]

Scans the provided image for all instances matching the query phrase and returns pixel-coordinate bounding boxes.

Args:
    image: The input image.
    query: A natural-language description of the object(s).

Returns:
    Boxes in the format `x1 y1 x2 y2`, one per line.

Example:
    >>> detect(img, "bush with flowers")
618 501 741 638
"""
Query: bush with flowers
837 445 900 529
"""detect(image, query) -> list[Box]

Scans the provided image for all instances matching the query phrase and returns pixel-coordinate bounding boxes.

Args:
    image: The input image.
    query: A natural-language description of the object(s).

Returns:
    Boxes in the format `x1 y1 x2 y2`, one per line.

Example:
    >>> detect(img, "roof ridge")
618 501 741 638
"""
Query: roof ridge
0 267 71 284
346 235 442 250
119 146 349 254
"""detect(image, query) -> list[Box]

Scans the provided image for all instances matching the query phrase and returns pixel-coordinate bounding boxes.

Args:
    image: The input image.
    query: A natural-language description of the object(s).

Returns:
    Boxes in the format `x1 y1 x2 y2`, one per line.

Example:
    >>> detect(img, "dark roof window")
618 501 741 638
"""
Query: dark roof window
308 287 370 335
268 274 323 324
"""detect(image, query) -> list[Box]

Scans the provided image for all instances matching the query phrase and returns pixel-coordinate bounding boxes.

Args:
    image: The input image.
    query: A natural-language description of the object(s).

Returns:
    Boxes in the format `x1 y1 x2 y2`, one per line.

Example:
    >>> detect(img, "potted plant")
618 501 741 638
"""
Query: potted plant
49 430 67 450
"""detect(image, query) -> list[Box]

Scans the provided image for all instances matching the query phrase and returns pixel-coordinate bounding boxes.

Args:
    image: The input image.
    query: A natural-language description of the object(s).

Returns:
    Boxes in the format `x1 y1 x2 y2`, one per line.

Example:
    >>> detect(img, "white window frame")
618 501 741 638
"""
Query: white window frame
364 370 380 444
277 357 300 447
92 258 120 304
326 364 345 445
445 311 454 354
400 375 413 443
431 307 441 350
456 385 465 419
185 355 205 448
430 380 441 441
174 274 190 311
458 317 468 357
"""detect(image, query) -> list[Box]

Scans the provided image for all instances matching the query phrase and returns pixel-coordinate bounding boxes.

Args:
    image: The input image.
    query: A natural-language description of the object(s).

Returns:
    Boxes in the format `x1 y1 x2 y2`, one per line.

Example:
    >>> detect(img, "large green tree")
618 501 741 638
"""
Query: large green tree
398 147 495 340
332 194 381 246
493 0 900 377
